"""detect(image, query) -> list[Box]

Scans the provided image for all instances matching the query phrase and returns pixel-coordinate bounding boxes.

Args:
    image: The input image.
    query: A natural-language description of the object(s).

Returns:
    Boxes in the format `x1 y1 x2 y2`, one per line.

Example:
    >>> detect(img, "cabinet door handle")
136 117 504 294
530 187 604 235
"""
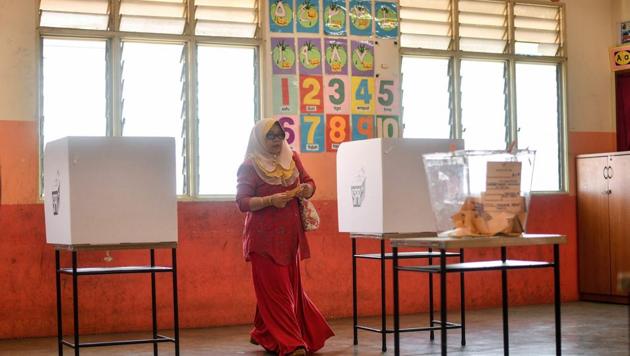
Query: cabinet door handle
609 165 614 179
603 167 609 179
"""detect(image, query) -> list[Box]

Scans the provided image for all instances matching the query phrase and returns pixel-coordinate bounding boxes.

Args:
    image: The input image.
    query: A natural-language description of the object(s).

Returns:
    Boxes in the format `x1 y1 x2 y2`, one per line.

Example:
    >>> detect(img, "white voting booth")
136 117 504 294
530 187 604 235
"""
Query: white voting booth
43 136 178 246
336 138 464 234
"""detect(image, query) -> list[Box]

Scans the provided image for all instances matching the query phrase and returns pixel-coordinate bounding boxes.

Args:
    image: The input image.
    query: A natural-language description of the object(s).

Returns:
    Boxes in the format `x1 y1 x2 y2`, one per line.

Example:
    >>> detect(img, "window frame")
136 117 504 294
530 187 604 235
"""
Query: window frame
37 0 262 201
400 0 568 193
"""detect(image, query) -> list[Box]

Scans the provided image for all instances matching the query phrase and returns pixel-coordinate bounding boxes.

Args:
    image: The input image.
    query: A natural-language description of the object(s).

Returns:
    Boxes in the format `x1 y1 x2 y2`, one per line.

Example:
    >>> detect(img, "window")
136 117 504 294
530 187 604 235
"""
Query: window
41 39 107 147
120 42 187 195
460 60 507 150
400 0 566 192
516 62 560 192
197 45 256 195
400 57 451 138
39 0 260 198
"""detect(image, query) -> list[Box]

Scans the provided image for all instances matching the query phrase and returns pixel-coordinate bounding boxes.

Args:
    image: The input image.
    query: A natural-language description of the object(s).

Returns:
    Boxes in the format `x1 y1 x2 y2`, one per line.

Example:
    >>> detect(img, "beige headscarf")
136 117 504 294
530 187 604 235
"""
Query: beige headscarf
245 118 298 186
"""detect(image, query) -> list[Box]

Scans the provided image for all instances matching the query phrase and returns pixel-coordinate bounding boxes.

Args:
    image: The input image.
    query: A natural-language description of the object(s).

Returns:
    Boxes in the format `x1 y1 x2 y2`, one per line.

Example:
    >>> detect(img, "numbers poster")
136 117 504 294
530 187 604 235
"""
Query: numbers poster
269 0 401 153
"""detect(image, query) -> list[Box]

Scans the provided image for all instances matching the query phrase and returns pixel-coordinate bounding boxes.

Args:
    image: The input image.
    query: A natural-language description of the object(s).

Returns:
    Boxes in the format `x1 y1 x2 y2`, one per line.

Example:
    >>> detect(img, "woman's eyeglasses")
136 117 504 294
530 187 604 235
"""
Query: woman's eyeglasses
265 132 286 141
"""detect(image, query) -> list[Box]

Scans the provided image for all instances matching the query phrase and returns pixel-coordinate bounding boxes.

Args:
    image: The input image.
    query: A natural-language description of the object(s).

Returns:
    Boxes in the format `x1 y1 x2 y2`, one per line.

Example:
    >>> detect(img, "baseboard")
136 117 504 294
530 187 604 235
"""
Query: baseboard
580 293 629 304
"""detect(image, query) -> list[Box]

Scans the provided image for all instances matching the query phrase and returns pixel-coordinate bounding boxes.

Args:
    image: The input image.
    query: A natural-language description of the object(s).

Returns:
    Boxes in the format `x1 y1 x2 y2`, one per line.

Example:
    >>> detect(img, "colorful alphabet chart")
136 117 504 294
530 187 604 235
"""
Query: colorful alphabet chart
326 114 350 151
277 115 300 151
324 76 350 113
299 75 324 113
273 76 299 114
270 0 295 33
271 38 297 75
296 0 320 33
375 2 398 38
268 0 401 154
349 0 373 36
323 0 347 36
300 114 325 152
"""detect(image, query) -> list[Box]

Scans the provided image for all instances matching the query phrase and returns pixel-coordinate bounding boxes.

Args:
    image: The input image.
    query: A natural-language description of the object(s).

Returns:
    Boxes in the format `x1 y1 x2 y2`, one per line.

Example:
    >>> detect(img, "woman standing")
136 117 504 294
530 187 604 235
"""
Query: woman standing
236 118 334 356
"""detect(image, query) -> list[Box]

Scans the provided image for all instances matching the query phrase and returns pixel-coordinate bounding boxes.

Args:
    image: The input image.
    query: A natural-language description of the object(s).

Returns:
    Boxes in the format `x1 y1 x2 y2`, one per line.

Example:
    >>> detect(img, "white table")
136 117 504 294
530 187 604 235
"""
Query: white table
390 234 566 356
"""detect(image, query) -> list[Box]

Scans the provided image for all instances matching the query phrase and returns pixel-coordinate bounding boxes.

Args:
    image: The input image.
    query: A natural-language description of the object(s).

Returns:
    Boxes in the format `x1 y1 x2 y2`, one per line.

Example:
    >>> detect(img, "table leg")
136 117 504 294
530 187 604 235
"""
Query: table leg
172 248 180 356
72 251 79 356
55 250 63 356
440 249 447 356
429 248 434 341
501 247 509 356
380 239 387 352
554 244 561 356
459 248 466 346
150 249 158 356
393 247 400 356
352 238 358 345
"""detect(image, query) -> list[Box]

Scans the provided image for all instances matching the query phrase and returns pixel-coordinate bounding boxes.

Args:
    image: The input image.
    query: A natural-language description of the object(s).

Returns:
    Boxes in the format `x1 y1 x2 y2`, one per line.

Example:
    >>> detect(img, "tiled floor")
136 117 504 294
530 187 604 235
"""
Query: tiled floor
0 302 627 355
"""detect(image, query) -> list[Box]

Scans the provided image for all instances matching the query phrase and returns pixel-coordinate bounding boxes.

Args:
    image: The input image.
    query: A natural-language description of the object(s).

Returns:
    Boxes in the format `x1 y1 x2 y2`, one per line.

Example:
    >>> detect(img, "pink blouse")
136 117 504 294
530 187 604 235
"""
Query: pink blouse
236 151 315 266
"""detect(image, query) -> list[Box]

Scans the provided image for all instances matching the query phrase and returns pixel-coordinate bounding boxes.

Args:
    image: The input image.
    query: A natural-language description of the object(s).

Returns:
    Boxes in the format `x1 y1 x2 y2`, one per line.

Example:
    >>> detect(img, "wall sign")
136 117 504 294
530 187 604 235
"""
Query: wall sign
351 77 375 114
324 76 350 113
351 40 374 77
326 114 350 151
300 75 324 113
351 114 374 140
375 78 400 115
611 45 630 71
324 38 348 75
349 0 373 36
375 2 399 39
323 0 347 36
296 0 320 33
298 38 323 75
277 115 300 150
301 114 325 152
271 38 296 75
272 76 299 115
270 0 294 33
376 115 400 138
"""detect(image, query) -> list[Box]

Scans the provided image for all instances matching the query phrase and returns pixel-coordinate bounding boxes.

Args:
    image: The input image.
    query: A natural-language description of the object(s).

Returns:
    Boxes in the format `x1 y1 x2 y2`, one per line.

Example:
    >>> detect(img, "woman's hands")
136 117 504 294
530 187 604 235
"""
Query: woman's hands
268 192 293 208
252 183 313 211
295 183 313 199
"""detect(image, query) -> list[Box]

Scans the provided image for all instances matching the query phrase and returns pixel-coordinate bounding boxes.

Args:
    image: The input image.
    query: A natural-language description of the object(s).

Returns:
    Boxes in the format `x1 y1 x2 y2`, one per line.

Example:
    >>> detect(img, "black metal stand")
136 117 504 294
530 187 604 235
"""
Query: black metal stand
351 238 465 352
393 244 562 356
55 247 180 355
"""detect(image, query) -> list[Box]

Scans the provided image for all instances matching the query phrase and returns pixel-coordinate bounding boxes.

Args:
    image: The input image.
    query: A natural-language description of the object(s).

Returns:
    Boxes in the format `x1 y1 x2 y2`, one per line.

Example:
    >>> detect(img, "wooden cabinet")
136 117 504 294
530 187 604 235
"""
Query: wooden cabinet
577 152 630 303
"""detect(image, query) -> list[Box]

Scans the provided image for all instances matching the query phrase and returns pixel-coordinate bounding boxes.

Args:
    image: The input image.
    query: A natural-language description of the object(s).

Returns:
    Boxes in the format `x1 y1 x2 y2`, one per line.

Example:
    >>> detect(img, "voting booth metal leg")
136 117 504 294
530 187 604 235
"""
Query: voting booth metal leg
440 249 447 356
428 248 435 341
554 244 561 356
72 251 80 356
460 248 466 346
172 248 180 356
55 247 179 355
380 240 387 352
55 250 63 356
501 247 509 356
151 249 158 356
352 239 358 345
393 247 400 356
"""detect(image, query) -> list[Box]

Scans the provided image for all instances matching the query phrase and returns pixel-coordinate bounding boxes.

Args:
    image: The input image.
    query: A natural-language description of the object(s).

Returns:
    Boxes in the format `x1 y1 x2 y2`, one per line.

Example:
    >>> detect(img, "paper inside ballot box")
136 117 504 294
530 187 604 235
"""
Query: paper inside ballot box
445 159 529 236
450 197 525 236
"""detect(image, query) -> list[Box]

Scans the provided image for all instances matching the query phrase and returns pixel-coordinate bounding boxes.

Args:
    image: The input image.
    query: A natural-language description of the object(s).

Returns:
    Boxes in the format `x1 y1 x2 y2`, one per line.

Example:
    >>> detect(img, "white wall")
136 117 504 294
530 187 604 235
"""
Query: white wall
0 0 37 122
565 0 616 132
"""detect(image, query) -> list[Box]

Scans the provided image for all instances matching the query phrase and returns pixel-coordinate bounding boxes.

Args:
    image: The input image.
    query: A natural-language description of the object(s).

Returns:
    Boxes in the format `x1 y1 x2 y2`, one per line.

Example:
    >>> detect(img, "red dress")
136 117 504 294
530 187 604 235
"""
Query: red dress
236 151 334 355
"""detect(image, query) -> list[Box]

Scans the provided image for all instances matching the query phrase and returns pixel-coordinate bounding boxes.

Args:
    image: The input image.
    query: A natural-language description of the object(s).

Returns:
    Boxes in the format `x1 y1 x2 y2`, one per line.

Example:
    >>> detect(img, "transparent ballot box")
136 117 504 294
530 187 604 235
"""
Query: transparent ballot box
422 150 536 237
